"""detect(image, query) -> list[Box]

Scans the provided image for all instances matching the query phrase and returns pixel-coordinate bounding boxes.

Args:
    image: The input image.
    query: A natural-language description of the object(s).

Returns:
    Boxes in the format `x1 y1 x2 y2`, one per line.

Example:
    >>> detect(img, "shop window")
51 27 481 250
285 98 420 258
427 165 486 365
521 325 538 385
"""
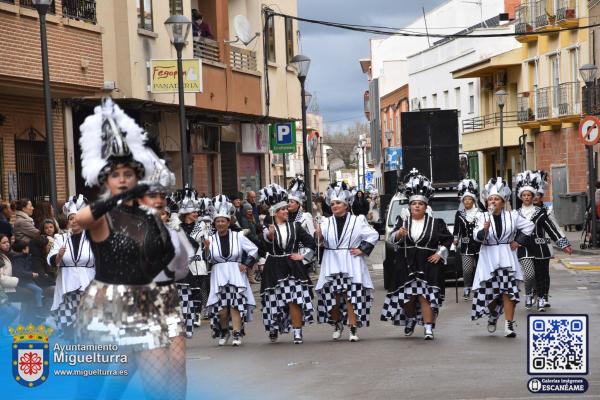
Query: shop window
285 17 294 64
267 16 275 62
137 0 153 31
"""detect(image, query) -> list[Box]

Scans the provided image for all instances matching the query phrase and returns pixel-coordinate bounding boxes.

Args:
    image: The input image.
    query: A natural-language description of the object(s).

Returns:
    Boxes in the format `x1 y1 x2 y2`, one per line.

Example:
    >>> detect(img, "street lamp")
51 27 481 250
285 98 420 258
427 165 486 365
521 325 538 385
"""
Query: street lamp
580 63 598 248
290 54 313 213
496 89 508 179
33 0 57 212
165 15 192 187
355 148 361 188
359 137 367 191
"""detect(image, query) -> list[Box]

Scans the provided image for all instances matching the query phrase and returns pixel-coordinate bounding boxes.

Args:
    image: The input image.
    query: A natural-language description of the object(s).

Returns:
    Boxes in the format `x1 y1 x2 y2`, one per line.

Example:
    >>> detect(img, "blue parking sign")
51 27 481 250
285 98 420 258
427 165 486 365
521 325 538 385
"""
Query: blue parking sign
269 123 297 153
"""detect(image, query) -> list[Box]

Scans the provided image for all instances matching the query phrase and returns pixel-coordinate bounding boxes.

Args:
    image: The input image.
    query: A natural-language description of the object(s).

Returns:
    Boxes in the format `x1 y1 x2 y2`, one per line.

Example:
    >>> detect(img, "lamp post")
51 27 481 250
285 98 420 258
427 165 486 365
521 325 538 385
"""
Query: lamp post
355 148 361 188
580 63 598 248
290 54 312 213
359 137 367 191
385 129 393 148
496 89 508 179
165 15 192 187
33 0 57 212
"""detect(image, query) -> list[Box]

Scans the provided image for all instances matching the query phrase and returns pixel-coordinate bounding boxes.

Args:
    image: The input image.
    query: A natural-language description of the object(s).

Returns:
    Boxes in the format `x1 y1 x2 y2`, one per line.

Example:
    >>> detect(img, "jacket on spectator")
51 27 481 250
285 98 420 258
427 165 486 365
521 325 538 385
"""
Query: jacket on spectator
14 211 39 244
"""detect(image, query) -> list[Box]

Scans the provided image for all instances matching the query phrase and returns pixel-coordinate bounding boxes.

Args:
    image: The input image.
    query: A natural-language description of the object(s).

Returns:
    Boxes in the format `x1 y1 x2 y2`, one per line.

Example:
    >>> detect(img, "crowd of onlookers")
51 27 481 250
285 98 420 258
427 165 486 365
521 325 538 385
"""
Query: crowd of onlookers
0 198 64 332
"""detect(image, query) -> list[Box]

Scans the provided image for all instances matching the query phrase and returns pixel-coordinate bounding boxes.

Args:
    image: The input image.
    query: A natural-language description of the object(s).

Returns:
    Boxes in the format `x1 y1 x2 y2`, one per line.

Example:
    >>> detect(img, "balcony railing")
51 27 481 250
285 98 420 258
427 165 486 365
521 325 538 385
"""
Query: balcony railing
19 0 56 13
515 4 534 34
532 0 549 29
556 0 577 23
462 111 518 132
517 92 535 123
535 83 581 120
193 37 221 64
536 86 553 119
62 0 96 24
230 45 257 72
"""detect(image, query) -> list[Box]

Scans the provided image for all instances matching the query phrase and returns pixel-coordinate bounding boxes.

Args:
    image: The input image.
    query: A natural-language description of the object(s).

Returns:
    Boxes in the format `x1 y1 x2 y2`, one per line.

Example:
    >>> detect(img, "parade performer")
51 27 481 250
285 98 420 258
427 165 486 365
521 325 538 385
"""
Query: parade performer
205 196 258 346
259 184 316 344
315 181 379 342
515 171 572 311
73 97 183 399
287 177 316 270
452 179 483 300
188 197 214 321
48 195 95 334
471 177 534 338
381 170 453 340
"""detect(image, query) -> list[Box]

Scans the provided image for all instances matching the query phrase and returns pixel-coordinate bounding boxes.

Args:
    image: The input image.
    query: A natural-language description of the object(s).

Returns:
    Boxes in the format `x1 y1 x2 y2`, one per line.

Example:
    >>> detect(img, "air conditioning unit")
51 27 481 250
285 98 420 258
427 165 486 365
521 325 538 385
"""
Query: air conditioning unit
495 70 507 88
482 76 494 91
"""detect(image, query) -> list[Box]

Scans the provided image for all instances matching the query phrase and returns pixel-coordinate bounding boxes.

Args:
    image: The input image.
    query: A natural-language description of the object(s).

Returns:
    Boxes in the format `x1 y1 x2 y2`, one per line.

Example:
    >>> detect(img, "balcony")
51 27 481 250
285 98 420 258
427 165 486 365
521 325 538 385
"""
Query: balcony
556 0 578 27
523 83 581 125
193 37 222 65
532 0 552 31
19 0 56 13
462 111 519 132
62 0 96 24
230 45 257 73
515 3 537 42
517 92 538 127
557 82 581 120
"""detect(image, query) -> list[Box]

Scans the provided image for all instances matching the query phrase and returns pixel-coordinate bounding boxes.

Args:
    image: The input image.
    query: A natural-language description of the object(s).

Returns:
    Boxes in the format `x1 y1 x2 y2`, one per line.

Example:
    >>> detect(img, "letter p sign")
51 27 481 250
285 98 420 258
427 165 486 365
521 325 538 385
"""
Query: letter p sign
276 124 292 145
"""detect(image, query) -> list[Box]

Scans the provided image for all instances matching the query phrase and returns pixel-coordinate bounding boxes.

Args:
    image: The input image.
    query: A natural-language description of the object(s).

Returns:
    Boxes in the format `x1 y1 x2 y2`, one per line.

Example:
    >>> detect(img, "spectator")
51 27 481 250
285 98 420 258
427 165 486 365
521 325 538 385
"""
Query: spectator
0 234 18 298
39 218 59 251
239 203 263 284
29 235 55 287
232 196 243 222
32 200 60 234
245 191 260 222
196 13 214 39
352 190 370 217
192 8 200 37
13 198 39 244
10 240 44 316
0 202 13 236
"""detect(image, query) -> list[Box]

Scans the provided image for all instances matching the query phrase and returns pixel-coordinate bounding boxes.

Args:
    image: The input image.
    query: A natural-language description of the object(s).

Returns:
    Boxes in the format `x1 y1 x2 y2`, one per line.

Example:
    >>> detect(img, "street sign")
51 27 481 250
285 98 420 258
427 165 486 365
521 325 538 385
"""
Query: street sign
579 115 600 146
365 170 373 191
149 59 202 93
384 147 403 171
269 123 296 153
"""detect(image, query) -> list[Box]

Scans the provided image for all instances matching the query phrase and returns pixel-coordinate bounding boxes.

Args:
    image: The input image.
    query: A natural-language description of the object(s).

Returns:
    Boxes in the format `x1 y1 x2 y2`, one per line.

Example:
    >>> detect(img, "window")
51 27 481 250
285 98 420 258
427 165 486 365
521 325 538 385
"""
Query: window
569 48 579 82
285 17 294 64
267 16 276 62
455 87 461 116
432 93 438 108
468 82 474 114
169 0 182 15
137 0 153 31
443 90 449 108
421 96 427 108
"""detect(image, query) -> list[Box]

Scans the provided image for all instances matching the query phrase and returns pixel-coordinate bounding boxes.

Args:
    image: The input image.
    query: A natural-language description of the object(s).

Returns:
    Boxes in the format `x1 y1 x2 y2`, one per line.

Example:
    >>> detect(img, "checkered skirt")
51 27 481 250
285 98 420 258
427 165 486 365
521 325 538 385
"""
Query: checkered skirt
261 277 314 334
208 284 255 338
380 279 441 327
52 290 82 330
317 273 372 327
471 267 520 321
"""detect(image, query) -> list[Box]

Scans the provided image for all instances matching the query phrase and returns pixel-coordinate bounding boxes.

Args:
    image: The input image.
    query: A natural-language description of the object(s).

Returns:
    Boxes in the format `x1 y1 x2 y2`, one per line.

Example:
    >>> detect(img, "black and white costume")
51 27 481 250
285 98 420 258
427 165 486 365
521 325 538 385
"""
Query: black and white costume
48 195 95 331
260 183 317 341
316 183 379 335
381 171 453 336
287 177 316 266
452 179 483 296
516 171 570 310
471 178 534 334
206 226 258 338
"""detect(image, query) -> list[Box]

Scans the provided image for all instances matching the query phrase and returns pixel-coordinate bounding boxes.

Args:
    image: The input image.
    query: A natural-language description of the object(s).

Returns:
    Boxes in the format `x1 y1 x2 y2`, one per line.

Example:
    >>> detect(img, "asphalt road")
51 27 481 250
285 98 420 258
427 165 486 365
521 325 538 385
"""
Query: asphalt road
184 240 600 400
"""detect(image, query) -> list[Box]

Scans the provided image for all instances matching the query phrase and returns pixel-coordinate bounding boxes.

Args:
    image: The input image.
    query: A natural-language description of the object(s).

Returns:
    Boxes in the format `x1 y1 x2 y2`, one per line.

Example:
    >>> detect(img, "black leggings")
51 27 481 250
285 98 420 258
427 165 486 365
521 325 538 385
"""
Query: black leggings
534 258 551 298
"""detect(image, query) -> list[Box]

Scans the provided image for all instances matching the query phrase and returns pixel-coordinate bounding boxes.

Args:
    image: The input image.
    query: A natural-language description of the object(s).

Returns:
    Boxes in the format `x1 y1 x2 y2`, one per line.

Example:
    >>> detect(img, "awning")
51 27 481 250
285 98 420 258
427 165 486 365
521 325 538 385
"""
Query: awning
64 97 296 125
451 48 521 79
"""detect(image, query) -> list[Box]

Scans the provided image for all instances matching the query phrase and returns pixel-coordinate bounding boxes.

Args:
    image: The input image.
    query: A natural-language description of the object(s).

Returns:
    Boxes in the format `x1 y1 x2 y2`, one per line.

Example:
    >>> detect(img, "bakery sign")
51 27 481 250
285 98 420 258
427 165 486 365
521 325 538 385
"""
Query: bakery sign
149 59 202 93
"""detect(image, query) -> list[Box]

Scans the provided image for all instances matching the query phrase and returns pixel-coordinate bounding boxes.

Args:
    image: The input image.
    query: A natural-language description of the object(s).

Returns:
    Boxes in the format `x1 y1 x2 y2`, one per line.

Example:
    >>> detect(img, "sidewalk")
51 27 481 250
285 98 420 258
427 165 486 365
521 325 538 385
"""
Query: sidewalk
554 229 600 270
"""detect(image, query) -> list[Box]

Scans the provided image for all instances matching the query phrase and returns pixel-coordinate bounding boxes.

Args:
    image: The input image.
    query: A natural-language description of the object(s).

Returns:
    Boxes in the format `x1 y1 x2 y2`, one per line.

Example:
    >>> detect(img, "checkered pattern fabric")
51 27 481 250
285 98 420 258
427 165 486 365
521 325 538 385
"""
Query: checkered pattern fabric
52 290 82 330
461 255 477 288
471 268 520 321
261 277 314 334
380 279 441 327
208 284 254 338
317 273 372 327
556 236 569 249
520 257 536 295
177 283 196 337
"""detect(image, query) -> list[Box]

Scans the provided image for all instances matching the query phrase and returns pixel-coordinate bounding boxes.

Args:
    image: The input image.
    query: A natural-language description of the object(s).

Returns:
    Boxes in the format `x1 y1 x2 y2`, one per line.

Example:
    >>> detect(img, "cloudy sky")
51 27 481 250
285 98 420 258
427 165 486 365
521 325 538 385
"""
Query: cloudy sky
297 0 446 131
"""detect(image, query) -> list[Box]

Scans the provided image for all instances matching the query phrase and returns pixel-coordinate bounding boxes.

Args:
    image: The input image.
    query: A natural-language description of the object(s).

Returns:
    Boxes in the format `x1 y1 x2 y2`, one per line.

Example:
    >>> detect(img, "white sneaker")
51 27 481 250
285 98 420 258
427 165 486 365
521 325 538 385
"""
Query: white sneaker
525 294 534 310
348 326 359 342
504 320 517 338
424 324 434 340
463 288 471 301
332 322 344 341
293 328 303 344
543 296 551 308
218 330 230 346
537 297 546 312
231 331 242 346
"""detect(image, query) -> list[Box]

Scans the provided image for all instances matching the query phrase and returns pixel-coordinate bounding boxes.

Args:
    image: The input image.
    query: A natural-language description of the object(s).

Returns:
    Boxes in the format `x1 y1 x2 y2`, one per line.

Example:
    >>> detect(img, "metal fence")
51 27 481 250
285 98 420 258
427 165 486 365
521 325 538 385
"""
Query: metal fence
62 0 96 24
556 0 577 22
230 45 257 72
462 111 518 132
193 37 221 64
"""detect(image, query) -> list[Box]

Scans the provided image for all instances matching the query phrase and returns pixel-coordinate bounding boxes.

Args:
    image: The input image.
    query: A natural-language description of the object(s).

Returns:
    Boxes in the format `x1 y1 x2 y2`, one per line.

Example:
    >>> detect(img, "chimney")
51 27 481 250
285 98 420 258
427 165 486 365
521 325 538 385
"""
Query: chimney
504 0 520 20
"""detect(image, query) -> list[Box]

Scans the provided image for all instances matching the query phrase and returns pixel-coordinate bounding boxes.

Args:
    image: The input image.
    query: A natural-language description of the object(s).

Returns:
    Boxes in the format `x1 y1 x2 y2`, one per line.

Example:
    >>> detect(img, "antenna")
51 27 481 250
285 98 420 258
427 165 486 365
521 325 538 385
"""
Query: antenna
225 15 260 45
462 1 486 28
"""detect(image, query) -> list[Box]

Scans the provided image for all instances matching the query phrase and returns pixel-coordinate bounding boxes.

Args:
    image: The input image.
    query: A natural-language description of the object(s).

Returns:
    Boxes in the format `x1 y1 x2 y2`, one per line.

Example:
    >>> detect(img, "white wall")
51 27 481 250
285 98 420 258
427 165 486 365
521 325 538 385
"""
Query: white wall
368 0 506 96
407 26 520 137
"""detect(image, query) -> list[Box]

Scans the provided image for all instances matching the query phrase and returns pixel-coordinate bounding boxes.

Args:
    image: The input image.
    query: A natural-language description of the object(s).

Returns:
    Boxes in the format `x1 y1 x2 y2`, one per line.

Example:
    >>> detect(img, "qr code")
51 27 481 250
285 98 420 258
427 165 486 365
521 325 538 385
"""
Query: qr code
528 315 588 375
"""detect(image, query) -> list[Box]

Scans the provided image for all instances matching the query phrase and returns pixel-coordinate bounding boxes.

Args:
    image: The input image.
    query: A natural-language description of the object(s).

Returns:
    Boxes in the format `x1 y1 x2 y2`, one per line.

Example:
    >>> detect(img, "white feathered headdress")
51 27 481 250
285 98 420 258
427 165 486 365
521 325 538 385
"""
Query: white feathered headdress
79 97 158 187
197 197 214 221
325 181 353 206
212 194 235 220
400 168 435 204
516 170 538 197
178 186 199 215
457 179 478 202
63 194 88 217
288 177 306 204
483 177 511 201
533 170 548 195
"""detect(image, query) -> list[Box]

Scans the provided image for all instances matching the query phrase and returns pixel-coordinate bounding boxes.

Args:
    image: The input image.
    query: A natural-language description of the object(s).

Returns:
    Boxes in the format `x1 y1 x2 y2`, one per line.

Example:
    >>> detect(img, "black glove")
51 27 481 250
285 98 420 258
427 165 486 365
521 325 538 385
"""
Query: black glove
90 184 149 220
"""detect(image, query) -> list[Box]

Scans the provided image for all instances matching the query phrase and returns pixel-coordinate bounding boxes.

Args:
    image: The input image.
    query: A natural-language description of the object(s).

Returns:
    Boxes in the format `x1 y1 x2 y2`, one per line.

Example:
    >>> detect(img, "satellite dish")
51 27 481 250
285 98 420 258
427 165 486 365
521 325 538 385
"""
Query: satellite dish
230 15 260 46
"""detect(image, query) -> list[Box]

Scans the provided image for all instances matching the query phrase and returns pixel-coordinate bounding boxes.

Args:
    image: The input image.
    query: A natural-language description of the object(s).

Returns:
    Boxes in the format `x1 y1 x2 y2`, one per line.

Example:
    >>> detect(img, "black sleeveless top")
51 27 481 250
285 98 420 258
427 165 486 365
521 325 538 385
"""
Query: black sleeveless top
91 204 175 284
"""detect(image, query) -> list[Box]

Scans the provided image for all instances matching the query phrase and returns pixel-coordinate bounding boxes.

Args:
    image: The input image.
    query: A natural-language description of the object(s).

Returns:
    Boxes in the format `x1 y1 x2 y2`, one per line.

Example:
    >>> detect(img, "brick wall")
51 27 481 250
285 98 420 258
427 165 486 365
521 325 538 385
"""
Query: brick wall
193 154 212 196
0 1 103 89
535 126 588 200
0 95 67 203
